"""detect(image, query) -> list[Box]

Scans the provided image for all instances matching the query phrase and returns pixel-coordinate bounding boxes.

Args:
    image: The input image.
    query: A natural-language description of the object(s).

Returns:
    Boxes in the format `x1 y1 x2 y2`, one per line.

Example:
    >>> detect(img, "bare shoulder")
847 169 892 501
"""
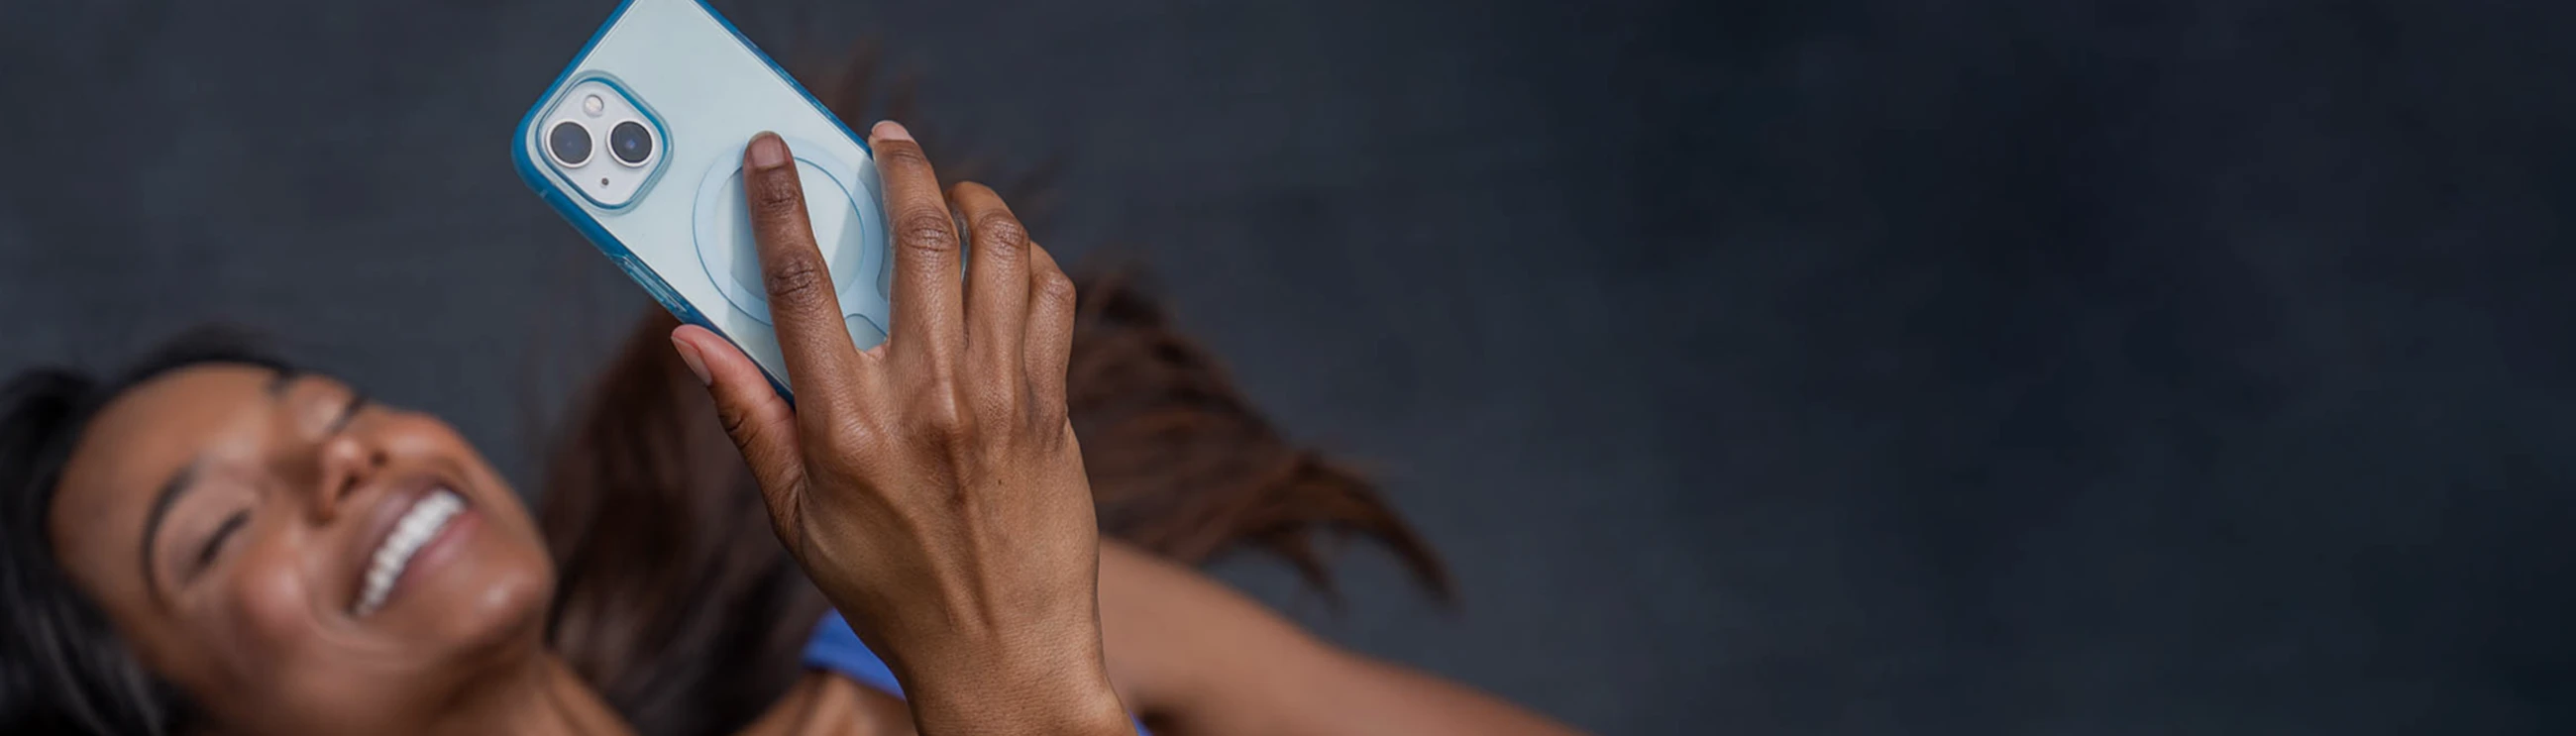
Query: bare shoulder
733 671 918 736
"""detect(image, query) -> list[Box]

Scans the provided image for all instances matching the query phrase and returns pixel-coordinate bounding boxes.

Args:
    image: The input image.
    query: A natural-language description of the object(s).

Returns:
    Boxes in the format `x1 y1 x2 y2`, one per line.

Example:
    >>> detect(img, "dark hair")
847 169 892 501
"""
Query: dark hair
537 49 1451 736
1065 269 1448 595
0 329 291 735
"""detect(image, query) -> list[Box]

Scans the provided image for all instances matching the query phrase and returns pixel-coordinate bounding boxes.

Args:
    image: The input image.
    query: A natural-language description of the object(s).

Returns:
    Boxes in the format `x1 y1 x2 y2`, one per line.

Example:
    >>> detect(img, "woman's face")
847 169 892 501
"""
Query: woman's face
46 365 556 733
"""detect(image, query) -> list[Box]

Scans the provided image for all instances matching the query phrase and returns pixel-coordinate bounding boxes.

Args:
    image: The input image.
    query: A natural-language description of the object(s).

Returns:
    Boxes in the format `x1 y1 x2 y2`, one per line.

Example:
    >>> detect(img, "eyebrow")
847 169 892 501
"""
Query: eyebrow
266 368 300 398
141 369 301 604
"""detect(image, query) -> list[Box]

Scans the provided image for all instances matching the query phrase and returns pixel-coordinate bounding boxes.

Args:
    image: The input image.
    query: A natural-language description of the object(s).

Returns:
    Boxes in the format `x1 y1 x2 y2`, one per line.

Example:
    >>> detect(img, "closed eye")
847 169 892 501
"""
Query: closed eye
195 509 250 574
332 391 369 434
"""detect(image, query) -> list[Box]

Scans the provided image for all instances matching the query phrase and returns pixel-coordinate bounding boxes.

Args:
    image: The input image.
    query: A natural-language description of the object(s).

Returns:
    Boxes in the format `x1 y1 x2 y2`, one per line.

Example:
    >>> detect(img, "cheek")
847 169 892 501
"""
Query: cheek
212 541 330 670
195 542 432 731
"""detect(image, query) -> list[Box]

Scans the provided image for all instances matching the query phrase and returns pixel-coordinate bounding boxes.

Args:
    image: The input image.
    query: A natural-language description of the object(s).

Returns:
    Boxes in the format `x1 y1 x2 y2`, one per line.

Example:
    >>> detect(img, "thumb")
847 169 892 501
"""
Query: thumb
672 325 809 526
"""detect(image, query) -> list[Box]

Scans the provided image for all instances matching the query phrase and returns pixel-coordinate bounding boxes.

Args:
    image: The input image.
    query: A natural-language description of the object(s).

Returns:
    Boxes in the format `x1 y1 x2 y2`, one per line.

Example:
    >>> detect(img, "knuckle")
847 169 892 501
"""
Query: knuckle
762 256 832 305
971 214 1028 255
968 211 1020 243
911 384 970 438
893 208 960 256
1037 268 1078 310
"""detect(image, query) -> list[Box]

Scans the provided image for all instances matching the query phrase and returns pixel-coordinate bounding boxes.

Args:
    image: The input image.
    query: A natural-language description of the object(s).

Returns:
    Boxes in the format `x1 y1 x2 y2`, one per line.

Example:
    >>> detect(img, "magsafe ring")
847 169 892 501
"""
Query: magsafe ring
690 136 889 344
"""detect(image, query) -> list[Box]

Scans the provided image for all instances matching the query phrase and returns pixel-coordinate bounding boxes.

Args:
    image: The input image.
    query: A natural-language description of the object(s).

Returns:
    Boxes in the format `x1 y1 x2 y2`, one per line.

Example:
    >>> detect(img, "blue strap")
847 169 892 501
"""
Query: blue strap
803 610 1153 735
802 609 908 696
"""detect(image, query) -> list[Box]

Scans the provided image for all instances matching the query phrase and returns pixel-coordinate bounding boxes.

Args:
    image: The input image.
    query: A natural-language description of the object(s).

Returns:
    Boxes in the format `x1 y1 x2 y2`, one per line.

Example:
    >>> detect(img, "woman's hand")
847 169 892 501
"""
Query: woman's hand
669 122 1127 736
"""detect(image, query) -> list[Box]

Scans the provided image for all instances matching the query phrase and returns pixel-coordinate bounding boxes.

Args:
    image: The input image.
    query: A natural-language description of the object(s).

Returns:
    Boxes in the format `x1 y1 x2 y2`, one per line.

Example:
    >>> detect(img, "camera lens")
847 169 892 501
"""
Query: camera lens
609 121 653 165
548 121 592 167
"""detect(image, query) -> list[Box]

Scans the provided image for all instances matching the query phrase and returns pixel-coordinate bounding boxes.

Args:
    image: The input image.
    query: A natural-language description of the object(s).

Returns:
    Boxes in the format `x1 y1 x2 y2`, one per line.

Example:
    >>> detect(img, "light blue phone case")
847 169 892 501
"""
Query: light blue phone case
512 0 886 398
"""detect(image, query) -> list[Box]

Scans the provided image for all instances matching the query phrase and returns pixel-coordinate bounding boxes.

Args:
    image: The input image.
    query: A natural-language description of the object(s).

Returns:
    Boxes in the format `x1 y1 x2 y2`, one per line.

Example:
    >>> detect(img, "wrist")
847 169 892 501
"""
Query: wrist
880 616 1130 735
904 640 1129 735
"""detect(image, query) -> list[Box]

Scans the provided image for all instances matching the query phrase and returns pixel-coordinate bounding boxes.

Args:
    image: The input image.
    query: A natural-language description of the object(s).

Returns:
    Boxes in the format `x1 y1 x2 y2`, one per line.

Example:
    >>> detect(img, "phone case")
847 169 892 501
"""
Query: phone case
512 0 886 398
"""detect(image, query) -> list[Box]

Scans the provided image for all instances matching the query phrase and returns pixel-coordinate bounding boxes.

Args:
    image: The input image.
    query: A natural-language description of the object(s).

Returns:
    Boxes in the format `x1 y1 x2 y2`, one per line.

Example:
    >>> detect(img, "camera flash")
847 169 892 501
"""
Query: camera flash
582 94 605 116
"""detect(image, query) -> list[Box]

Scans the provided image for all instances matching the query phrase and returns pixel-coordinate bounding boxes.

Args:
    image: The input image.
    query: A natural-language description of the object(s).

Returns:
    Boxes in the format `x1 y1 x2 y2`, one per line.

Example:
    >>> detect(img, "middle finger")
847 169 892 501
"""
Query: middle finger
868 121 965 374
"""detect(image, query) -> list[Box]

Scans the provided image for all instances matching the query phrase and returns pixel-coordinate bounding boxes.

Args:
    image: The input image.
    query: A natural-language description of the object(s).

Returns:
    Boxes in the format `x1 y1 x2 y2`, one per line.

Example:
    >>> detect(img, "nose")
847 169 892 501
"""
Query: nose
311 431 385 522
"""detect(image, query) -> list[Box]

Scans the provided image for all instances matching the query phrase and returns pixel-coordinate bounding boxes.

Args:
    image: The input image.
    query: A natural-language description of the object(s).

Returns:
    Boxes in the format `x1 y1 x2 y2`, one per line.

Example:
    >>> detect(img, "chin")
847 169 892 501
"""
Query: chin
434 562 557 656
377 509 560 662
358 471 560 658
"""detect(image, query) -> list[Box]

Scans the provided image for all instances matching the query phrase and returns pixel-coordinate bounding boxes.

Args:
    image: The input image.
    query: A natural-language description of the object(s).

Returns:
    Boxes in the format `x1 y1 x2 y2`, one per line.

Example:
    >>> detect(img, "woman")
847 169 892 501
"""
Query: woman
1 85 1575 736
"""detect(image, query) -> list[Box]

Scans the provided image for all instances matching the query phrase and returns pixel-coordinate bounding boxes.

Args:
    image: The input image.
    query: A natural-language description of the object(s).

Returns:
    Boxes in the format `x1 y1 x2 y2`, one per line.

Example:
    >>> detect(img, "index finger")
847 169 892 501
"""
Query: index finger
743 132 867 408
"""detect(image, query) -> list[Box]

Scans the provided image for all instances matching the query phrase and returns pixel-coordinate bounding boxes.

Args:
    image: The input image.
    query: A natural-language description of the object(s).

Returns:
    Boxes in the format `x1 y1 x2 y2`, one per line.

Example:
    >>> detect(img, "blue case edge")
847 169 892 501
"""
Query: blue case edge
510 0 879 402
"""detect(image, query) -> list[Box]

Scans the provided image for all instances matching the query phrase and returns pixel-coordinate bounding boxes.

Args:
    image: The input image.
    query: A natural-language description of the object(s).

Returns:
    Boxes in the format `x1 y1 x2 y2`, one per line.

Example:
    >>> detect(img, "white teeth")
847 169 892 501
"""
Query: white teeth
352 489 463 617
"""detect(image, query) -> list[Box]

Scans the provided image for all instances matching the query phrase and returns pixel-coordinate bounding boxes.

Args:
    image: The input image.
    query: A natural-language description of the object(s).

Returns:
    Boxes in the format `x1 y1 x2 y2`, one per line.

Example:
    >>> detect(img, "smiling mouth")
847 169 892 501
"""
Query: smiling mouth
352 488 465 617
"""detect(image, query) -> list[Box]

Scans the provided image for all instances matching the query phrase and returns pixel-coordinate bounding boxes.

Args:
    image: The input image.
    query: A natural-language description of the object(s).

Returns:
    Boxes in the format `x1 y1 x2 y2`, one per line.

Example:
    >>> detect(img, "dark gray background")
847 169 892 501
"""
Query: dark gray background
5 0 2572 733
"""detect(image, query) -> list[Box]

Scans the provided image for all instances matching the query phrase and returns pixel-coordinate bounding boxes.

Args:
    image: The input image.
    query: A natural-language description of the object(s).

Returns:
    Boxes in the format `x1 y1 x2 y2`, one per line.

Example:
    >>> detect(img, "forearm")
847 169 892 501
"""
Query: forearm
1097 543 1581 736
1157 628 1581 736
1265 650 1583 736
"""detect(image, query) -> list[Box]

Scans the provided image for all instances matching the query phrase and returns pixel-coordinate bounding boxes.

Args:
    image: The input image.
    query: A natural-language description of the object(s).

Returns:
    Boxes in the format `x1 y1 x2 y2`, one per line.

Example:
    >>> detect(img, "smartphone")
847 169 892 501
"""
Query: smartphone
512 0 888 397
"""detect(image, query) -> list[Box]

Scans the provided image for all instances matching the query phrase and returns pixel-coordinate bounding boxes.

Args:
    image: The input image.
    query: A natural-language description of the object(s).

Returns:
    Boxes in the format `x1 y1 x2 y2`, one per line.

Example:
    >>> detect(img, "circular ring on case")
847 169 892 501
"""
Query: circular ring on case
691 136 889 344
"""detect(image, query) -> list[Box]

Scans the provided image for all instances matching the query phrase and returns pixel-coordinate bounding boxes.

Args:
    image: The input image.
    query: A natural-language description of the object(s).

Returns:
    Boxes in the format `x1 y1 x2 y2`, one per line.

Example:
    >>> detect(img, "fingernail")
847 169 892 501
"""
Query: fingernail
747 132 788 168
872 120 912 143
670 336 711 385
